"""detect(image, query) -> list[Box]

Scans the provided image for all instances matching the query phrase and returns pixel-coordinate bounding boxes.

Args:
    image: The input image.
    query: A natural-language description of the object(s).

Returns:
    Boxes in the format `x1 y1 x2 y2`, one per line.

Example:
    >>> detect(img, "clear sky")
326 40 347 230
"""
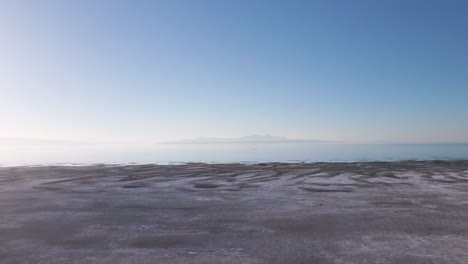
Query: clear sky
1 0 467 143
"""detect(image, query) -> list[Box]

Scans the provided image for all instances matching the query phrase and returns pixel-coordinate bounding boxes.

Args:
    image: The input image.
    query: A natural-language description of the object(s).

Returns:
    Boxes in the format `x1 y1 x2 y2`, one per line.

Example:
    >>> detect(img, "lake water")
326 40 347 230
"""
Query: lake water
1 143 468 166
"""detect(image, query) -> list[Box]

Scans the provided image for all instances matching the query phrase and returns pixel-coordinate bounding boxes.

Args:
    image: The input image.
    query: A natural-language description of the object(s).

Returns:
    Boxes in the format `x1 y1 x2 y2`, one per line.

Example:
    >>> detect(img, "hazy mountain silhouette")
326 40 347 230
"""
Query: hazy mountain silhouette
0 137 90 146
160 135 333 144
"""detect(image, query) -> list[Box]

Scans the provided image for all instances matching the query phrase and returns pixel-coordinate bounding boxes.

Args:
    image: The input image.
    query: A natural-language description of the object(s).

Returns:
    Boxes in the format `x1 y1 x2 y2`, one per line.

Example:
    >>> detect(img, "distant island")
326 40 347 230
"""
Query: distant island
159 135 334 144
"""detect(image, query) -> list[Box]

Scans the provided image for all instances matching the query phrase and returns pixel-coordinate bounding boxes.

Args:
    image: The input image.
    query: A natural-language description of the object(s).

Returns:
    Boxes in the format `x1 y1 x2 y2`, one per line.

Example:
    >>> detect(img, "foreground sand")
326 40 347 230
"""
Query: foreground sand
1 161 468 263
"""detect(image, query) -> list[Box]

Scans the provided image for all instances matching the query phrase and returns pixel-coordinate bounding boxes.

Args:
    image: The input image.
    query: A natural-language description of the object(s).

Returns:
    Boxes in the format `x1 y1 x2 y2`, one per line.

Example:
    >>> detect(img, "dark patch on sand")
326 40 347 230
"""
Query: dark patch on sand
122 182 149 188
193 183 222 189
301 187 353 193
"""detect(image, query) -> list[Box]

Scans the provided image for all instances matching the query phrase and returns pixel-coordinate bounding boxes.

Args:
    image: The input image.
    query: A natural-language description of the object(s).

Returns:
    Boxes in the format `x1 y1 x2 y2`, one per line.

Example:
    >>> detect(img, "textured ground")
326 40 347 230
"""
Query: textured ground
1 161 468 263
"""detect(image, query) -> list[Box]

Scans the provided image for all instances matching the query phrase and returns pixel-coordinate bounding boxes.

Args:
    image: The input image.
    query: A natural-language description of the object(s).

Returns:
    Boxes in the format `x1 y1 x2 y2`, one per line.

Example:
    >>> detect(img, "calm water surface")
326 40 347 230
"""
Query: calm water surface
1 143 468 166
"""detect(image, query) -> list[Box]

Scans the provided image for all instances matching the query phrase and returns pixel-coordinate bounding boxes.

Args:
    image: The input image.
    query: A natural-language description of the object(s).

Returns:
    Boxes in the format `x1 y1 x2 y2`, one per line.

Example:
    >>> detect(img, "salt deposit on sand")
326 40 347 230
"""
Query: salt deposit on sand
1 161 468 263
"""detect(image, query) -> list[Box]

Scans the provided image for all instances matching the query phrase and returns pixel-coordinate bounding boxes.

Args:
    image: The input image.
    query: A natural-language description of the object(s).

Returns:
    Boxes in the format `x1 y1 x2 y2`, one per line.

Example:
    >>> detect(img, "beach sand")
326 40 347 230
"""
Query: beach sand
1 161 468 263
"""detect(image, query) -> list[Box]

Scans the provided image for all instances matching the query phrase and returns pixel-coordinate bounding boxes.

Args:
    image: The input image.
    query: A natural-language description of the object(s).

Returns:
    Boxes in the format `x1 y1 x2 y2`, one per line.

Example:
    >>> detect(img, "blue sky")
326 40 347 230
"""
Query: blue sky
1 0 467 143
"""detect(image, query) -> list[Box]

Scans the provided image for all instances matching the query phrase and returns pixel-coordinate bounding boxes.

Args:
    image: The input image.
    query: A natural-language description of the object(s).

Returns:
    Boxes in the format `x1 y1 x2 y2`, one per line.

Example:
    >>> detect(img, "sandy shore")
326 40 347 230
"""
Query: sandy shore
1 161 468 263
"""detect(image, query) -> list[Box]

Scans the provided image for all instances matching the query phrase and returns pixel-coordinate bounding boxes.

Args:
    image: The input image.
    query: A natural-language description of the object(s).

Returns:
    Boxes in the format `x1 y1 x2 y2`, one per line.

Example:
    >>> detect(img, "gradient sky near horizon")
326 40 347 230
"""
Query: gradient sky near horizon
1 0 468 144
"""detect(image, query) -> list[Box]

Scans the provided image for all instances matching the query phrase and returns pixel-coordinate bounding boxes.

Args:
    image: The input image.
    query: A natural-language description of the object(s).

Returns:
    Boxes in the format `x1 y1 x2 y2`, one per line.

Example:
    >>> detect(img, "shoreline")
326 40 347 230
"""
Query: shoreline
1 158 468 168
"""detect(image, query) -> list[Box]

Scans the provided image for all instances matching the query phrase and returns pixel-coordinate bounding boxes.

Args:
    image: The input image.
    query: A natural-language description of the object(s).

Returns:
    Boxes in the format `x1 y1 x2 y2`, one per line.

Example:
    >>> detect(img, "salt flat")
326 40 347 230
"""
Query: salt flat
1 161 468 263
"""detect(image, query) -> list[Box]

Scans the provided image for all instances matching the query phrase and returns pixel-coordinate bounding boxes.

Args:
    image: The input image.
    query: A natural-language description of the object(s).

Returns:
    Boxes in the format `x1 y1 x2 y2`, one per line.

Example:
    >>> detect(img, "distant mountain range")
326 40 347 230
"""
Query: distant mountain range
0 137 90 146
160 135 334 144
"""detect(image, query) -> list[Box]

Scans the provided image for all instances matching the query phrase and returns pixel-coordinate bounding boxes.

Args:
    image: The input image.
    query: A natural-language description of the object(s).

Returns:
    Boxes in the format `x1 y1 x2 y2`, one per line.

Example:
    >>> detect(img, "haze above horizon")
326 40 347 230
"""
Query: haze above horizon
1 0 468 144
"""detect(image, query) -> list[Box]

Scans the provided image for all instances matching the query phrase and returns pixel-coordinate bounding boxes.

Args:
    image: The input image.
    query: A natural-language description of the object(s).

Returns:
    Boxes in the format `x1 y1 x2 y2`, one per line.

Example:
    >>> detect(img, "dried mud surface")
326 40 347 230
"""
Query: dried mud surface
1 161 468 263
